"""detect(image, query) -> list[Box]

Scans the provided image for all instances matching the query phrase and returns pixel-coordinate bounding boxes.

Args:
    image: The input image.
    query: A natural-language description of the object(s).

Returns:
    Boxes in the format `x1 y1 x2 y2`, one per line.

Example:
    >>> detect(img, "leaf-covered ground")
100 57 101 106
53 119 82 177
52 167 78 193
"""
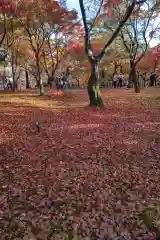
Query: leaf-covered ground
0 88 160 240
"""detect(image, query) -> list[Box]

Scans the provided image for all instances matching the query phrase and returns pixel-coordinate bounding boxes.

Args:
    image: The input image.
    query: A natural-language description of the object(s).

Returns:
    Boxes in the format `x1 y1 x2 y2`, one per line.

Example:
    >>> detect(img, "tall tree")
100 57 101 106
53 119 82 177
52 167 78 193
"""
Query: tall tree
0 0 23 54
118 0 160 92
4 12 25 91
78 0 148 107
18 0 48 95
41 4 80 86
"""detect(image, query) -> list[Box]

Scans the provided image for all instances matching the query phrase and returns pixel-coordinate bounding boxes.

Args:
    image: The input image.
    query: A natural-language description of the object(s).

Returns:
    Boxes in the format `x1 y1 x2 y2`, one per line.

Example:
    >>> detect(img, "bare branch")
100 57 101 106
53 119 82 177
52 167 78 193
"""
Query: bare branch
89 0 104 32
97 1 136 60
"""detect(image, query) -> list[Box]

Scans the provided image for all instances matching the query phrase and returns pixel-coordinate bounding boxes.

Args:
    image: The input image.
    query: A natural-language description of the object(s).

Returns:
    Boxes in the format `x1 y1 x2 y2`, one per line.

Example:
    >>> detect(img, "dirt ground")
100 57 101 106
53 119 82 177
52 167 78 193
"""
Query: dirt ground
0 88 159 240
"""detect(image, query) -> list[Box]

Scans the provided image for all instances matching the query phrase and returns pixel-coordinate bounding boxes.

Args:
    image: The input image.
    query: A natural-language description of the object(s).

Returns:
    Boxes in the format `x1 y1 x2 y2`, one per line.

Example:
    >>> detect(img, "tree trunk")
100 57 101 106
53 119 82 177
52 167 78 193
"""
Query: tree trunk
76 78 80 87
40 83 44 96
120 64 123 74
128 60 134 88
112 61 118 78
47 76 53 89
36 55 44 96
88 61 104 108
11 62 16 92
128 70 132 88
25 70 30 88
132 65 140 93
12 73 16 92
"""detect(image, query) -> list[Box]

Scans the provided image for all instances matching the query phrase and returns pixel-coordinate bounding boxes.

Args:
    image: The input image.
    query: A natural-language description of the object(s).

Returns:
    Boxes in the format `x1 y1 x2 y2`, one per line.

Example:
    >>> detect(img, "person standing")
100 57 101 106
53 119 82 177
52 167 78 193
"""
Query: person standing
154 72 157 86
142 72 146 87
118 73 123 88
48 76 52 89
150 71 156 86
113 75 117 88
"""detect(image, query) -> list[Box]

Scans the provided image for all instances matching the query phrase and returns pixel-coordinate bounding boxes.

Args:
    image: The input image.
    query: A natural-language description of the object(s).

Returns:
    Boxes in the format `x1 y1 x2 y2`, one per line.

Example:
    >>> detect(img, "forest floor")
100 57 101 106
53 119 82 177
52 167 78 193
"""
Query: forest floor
0 88 160 240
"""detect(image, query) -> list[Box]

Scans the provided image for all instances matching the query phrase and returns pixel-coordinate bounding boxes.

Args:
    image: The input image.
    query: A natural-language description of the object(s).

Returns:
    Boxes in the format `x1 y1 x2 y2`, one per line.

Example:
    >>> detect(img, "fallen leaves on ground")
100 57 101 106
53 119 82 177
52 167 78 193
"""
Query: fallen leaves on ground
0 88 160 240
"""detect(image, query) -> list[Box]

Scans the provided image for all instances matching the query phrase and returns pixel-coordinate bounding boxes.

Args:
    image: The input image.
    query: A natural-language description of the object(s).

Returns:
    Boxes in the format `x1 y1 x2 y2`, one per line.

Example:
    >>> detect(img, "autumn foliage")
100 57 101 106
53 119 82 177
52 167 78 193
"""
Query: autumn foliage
0 0 23 16
138 45 160 72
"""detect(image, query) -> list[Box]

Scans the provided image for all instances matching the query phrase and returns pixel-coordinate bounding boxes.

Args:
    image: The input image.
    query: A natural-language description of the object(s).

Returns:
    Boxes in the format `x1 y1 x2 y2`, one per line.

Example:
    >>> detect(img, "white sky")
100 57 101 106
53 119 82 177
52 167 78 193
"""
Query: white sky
67 0 80 12
66 0 159 47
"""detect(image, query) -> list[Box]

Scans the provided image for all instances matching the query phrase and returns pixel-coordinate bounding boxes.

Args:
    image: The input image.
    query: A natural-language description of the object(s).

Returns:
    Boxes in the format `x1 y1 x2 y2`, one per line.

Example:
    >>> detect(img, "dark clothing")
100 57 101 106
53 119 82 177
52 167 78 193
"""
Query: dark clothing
113 81 117 88
118 79 122 88
150 73 156 86
48 77 52 88
117 75 123 88
7 80 12 90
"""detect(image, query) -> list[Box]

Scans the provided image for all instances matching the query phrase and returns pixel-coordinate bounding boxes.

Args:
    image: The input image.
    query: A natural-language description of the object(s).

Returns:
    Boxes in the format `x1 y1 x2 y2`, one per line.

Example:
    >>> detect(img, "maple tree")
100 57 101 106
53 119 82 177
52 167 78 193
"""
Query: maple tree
10 0 80 95
100 36 129 81
78 0 151 107
16 0 50 95
4 17 25 91
0 0 23 48
0 0 26 91
41 3 80 87
67 33 130 87
117 0 160 92
138 44 160 72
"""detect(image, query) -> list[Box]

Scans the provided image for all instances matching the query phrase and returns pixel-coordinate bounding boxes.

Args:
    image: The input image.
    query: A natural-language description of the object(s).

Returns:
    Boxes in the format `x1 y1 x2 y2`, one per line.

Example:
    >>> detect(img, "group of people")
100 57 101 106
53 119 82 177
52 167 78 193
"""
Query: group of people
112 71 158 88
56 72 69 90
112 73 124 88
4 76 13 90
139 71 157 87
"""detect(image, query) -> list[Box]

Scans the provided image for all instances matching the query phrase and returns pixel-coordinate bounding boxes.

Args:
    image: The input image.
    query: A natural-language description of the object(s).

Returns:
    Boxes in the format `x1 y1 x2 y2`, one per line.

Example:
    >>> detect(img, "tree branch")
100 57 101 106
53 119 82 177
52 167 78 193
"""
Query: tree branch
120 31 132 58
135 0 147 4
79 0 94 61
89 0 104 32
97 1 136 60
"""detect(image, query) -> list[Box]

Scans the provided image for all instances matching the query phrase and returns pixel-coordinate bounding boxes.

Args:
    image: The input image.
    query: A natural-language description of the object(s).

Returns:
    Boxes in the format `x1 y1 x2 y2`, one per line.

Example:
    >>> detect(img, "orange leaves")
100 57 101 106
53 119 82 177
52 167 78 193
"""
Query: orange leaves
103 0 121 8
42 0 59 8
41 0 79 35
67 37 107 57
103 0 121 18
67 42 83 54
138 45 160 71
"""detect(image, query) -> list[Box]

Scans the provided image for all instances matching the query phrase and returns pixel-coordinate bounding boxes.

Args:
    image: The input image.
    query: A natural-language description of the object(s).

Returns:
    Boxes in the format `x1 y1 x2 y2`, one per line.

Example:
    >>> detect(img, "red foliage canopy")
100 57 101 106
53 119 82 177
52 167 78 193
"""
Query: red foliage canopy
43 0 79 30
0 0 23 16
67 38 105 57
138 45 160 71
